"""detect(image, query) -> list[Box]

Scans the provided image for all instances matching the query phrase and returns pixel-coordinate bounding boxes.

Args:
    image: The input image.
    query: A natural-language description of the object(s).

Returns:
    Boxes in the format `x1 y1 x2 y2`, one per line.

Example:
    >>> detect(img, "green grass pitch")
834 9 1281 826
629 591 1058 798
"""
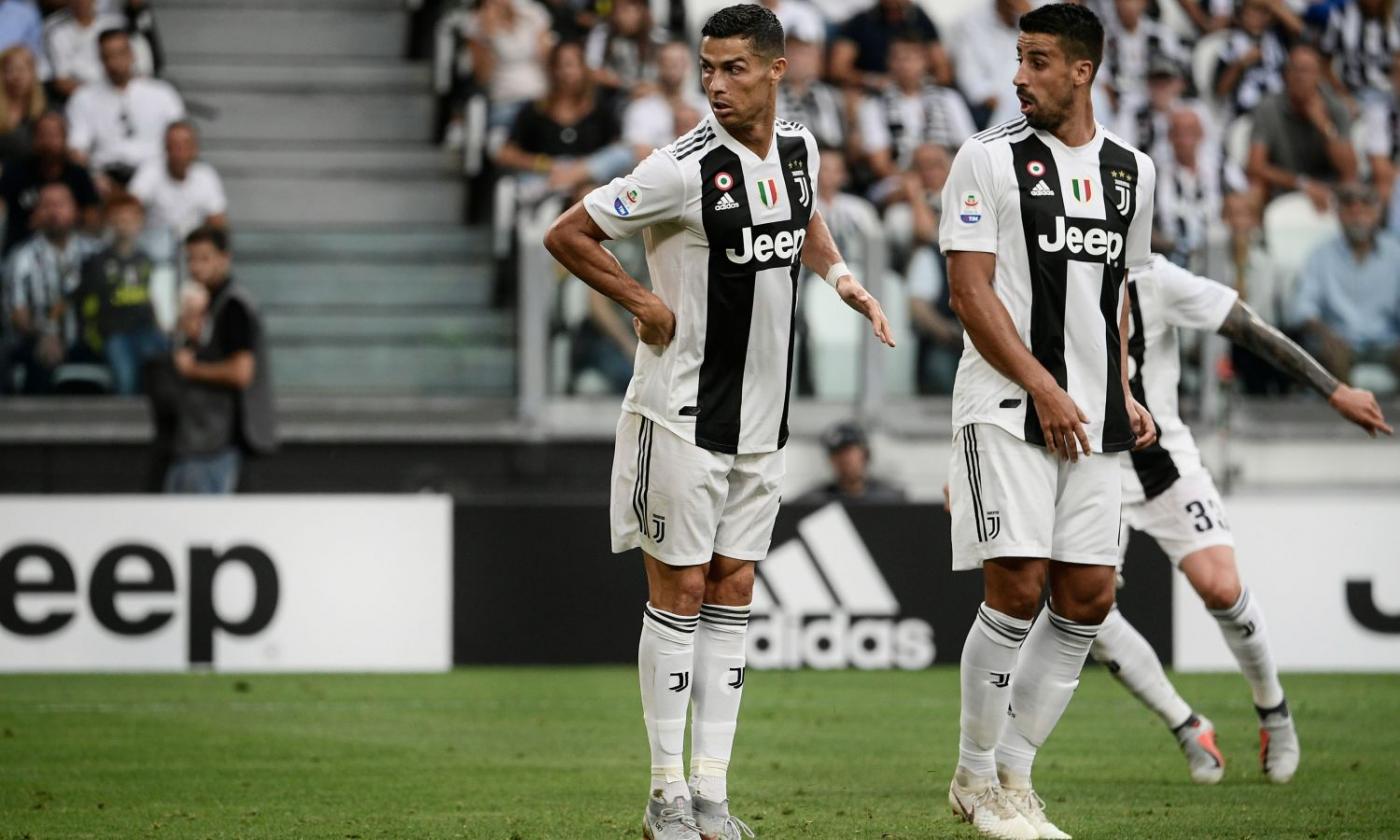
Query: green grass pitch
2 668 1398 839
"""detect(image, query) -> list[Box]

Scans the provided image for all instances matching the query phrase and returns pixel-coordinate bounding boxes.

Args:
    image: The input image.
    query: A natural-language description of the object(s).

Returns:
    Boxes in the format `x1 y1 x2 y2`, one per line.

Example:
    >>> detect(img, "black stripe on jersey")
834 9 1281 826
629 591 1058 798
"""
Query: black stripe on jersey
1125 281 1181 499
1097 137 1139 453
694 146 757 453
963 427 986 542
1010 133 1070 448
674 127 716 160
974 117 1027 142
775 132 813 449
633 418 654 534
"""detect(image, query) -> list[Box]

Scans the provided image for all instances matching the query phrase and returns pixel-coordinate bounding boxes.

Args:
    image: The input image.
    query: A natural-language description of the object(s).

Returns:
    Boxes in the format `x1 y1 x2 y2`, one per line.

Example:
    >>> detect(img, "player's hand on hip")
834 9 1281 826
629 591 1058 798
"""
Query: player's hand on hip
1031 383 1092 462
835 275 896 347
1329 385 1394 437
1127 395 1156 450
633 298 676 348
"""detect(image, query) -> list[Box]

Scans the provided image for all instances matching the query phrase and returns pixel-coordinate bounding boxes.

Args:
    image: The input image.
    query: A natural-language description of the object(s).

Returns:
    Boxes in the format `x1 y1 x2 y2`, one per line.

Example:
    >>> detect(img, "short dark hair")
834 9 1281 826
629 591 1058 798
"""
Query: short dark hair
97 28 128 48
105 192 144 215
186 224 230 254
701 4 785 59
889 28 929 49
1019 3 1104 76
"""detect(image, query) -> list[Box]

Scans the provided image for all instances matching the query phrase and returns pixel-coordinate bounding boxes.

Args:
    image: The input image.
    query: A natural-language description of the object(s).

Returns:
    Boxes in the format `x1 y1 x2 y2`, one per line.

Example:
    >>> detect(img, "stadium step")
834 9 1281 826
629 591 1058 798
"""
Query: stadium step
223 173 461 227
239 263 493 309
269 344 515 396
182 90 436 144
264 310 512 345
201 142 454 178
165 60 431 93
158 5 406 59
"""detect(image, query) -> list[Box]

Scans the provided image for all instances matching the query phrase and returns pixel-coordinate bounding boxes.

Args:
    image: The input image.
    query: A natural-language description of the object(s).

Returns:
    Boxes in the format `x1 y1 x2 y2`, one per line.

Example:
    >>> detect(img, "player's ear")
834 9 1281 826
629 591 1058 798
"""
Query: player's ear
1073 57 1095 88
770 55 787 84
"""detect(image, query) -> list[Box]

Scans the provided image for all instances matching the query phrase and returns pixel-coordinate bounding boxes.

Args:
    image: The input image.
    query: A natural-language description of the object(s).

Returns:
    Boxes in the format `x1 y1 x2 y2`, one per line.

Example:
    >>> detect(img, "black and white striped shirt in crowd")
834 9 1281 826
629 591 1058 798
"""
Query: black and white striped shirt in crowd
582 115 821 455
857 83 976 169
1321 3 1399 94
2 234 101 342
777 81 846 152
1215 28 1288 115
1103 19 1189 100
1362 94 1400 161
1155 147 1246 260
939 118 1156 454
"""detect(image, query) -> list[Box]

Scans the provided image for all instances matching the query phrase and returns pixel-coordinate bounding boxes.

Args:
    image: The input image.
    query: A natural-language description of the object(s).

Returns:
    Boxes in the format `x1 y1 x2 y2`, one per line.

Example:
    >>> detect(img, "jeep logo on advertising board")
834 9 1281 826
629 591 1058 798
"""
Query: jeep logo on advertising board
747 504 935 670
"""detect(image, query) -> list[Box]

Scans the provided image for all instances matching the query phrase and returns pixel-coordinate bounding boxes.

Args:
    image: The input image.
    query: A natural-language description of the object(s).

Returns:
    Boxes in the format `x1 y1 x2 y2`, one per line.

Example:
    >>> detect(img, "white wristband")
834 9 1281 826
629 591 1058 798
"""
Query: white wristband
825 262 851 289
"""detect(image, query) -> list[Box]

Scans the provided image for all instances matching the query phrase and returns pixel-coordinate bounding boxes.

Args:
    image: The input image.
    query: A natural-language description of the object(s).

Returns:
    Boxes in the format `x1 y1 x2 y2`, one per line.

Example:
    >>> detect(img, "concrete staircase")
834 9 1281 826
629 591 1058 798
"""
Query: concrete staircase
157 0 512 396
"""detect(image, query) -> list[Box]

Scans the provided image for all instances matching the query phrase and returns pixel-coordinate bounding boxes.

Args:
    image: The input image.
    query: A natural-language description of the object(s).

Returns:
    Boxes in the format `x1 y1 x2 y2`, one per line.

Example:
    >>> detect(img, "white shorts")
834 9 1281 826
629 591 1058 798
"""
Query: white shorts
610 411 785 567
949 423 1124 571
1122 469 1234 566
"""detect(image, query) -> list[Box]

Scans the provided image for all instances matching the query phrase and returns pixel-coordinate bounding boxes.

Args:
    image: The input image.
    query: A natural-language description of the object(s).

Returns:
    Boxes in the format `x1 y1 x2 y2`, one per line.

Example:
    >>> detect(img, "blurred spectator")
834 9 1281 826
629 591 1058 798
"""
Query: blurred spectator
0 0 49 81
1101 0 1188 106
1246 43 1357 209
775 33 843 150
1288 182 1400 380
856 33 974 185
811 148 878 268
496 40 631 201
1113 57 1188 164
464 0 552 132
0 110 99 254
908 242 961 394
1319 0 1398 96
128 120 227 246
584 0 664 92
1214 0 1298 116
74 191 162 393
45 0 153 99
882 141 949 257
572 286 636 393
956 0 1028 129
1219 189 1293 394
797 422 906 505
621 39 704 154
2 181 99 392
66 28 183 186
1178 0 1234 34
830 0 951 90
1154 106 1244 264
756 0 826 46
1363 54 1400 207
166 225 277 494
0 44 43 160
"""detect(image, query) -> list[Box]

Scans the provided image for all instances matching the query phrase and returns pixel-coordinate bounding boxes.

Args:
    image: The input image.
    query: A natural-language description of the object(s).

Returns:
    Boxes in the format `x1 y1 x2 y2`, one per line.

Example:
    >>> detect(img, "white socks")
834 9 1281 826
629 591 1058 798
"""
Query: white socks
958 603 1032 779
640 602 697 802
1209 588 1285 710
996 607 1102 781
689 602 751 803
1091 607 1193 729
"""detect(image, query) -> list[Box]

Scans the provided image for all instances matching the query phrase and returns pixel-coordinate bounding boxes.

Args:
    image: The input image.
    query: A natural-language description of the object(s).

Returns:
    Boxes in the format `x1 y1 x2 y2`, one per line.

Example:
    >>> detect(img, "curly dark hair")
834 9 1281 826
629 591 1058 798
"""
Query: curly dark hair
700 4 785 59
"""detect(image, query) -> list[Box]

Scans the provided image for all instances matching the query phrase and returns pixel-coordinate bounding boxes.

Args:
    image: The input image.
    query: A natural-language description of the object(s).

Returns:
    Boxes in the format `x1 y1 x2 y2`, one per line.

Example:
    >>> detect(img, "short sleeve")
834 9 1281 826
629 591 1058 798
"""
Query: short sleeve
217 299 255 356
581 149 687 240
66 91 94 155
203 168 229 215
938 140 998 254
1152 256 1238 331
1124 155 1155 270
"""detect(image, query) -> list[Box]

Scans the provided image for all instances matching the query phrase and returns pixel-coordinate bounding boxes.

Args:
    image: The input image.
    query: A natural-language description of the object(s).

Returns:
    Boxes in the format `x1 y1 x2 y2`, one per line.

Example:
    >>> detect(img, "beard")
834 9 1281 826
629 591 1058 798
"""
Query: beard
1023 97 1067 132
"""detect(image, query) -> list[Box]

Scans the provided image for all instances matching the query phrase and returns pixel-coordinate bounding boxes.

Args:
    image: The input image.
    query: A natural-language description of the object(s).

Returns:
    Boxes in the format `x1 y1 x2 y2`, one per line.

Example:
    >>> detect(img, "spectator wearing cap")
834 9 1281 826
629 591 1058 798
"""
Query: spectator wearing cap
1214 0 1300 116
0 0 49 81
1154 106 1245 265
775 32 844 151
955 0 1028 129
66 27 183 186
1246 43 1358 210
1101 0 1188 107
0 110 99 255
856 32 974 188
128 120 227 250
1113 55 1188 164
0 44 44 161
1288 182 1400 381
621 39 704 155
46 0 154 99
798 422 907 505
830 0 951 90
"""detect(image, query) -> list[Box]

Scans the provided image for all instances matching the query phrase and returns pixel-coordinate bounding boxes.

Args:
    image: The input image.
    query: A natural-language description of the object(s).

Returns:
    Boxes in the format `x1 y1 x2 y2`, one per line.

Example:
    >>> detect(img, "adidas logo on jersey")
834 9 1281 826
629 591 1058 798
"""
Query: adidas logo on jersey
1030 179 1055 197
714 193 740 211
748 503 935 670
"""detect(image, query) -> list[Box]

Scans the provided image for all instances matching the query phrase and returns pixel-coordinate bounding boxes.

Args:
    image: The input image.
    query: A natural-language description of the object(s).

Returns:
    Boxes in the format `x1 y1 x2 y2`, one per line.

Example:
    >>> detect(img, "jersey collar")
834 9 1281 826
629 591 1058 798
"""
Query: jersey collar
709 114 780 166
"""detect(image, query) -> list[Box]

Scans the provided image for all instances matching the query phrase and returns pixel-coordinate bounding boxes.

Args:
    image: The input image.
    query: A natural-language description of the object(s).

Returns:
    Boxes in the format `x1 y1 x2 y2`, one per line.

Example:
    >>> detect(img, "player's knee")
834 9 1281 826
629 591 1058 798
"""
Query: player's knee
1194 573 1242 611
1182 551 1242 610
1051 580 1116 624
987 582 1043 621
651 568 708 615
706 570 754 606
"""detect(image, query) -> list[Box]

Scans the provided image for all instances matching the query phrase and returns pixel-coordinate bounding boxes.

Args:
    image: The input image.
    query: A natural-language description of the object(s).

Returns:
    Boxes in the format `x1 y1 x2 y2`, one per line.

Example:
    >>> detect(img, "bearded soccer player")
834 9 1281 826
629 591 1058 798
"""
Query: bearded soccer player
1089 251 1391 785
544 6 895 839
939 5 1157 838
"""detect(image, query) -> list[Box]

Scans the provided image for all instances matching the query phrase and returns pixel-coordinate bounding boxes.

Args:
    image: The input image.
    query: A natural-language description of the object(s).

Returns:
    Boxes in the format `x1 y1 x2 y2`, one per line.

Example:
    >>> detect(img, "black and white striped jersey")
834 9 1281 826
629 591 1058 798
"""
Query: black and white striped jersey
939 118 1156 454
1321 4 1399 94
582 115 820 455
1122 255 1238 502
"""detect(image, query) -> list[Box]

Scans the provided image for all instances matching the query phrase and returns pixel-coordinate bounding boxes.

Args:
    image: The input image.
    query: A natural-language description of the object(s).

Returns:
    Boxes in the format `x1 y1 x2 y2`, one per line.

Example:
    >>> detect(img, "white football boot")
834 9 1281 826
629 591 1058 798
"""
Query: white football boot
1259 702 1300 784
948 767 1038 840
643 793 702 840
1173 714 1225 785
691 794 754 840
997 767 1071 840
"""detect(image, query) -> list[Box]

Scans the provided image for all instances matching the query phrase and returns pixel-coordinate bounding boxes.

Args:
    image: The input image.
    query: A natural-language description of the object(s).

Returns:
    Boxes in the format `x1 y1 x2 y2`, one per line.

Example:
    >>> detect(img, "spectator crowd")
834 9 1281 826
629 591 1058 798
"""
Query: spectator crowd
434 0 1400 396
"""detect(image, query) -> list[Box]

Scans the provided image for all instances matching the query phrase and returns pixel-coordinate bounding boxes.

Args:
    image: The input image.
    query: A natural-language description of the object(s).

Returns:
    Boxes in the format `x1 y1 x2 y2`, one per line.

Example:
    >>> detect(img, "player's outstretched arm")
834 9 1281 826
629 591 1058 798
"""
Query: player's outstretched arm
544 203 675 347
800 210 895 347
947 250 1091 461
1217 300 1393 437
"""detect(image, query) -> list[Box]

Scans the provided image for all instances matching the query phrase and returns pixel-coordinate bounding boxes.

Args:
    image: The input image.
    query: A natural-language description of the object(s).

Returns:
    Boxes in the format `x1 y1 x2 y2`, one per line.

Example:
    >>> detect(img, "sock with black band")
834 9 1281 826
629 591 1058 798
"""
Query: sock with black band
689 602 751 804
639 602 698 802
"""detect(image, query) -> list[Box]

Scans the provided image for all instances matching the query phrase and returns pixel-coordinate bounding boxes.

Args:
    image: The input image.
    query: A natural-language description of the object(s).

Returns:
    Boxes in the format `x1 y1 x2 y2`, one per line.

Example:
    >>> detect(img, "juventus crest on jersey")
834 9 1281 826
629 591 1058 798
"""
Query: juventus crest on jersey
583 115 821 455
939 117 1157 454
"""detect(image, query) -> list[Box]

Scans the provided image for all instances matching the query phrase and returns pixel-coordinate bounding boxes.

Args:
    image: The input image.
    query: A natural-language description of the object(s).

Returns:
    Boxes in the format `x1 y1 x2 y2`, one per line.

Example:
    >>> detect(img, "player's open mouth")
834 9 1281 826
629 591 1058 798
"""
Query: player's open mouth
1018 93 1035 114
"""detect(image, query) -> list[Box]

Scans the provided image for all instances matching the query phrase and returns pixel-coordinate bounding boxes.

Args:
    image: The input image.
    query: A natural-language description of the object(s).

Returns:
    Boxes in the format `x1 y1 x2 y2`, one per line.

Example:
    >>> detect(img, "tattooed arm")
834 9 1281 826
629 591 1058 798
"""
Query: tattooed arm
1216 300 1393 437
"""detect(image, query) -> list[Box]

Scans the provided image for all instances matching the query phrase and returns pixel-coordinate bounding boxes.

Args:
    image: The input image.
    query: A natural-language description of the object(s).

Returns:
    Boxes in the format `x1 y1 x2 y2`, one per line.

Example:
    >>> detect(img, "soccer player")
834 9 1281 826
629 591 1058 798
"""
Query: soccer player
543 7 895 839
1090 253 1391 785
939 5 1156 838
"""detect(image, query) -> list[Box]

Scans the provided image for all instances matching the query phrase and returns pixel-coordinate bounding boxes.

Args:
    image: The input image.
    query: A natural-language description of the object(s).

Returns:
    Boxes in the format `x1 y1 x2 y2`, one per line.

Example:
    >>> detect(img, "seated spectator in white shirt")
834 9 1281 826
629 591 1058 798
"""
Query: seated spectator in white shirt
45 0 154 99
65 27 182 186
775 33 844 151
129 120 227 247
857 33 973 189
956 0 1026 129
464 0 552 130
621 39 704 154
